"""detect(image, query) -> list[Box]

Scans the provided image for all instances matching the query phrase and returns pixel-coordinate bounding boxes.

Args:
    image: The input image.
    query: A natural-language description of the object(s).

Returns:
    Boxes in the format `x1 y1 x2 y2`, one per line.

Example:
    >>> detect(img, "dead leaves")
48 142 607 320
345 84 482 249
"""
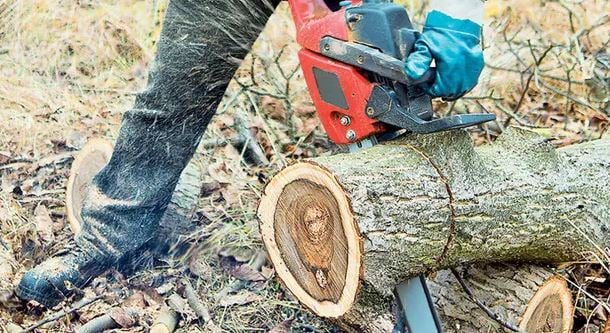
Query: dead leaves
229 264 266 282
218 247 274 283
0 152 11 165
108 307 138 328
218 290 263 307
189 255 213 281
261 96 287 122
230 263 274 282
0 239 14 278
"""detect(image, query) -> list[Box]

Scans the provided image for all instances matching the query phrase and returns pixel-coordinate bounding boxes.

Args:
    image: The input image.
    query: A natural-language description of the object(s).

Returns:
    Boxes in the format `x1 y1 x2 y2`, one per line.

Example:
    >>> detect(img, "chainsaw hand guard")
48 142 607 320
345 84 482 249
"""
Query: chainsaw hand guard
366 85 496 134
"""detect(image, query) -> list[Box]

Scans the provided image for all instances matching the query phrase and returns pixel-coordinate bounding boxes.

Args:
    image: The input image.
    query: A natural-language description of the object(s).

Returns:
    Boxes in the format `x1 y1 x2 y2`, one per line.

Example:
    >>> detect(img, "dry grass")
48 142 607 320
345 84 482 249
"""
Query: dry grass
0 0 608 332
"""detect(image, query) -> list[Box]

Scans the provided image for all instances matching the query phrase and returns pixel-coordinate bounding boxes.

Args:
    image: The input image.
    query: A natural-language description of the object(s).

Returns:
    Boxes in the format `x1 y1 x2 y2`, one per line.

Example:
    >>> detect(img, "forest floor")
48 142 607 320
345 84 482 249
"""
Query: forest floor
0 0 608 332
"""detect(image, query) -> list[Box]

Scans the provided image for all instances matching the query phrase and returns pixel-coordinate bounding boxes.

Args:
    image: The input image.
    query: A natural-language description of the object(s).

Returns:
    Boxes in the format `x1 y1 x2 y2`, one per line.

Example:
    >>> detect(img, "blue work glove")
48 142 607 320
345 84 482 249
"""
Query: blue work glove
404 10 484 100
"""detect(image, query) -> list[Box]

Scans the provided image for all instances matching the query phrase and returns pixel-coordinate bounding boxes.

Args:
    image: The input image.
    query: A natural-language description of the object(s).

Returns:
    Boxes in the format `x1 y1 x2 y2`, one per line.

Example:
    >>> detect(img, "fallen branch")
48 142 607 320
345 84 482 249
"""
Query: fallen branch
18 295 103 333
150 306 179 333
75 307 138 333
182 279 211 323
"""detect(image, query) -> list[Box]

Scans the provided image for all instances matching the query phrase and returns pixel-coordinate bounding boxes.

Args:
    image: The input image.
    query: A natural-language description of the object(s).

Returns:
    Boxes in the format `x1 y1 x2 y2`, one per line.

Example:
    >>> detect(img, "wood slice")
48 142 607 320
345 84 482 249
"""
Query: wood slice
66 138 202 253
258 162 362 318
519 276 574 333
66 139 114 235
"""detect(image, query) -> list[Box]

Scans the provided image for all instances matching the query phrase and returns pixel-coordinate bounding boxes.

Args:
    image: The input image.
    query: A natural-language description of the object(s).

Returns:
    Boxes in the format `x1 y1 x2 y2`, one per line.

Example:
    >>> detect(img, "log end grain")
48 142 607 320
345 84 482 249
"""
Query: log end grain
519 276 574 333
66 138 114 235
258 162 362 318
66 138 201 253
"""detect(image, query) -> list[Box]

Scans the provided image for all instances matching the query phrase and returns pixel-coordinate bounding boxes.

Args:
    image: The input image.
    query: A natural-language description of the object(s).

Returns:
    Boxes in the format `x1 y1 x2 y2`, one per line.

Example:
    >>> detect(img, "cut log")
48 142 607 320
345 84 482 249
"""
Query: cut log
518 276 573 333
66 138 201 252
342 264 574 333
258 127 609 325
336 263 574 333
66 138 113 234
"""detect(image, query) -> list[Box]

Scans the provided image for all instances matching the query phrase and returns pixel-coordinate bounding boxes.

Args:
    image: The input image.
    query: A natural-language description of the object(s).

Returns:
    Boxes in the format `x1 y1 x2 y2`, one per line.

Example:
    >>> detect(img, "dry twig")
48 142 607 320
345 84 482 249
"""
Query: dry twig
182 278 211 323
75 307 139 333
150 306 179 333
18 295 103 333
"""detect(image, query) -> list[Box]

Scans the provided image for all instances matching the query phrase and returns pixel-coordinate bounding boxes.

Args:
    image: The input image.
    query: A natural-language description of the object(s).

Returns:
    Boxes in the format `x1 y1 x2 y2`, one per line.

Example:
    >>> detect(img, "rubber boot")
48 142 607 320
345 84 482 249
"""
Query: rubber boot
17 0 281 308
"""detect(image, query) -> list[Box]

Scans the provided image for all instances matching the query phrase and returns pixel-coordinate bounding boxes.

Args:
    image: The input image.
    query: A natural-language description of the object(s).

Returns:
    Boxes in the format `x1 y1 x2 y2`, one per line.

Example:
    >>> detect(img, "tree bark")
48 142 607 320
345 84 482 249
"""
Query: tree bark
258 127 610 327
336 263 574 333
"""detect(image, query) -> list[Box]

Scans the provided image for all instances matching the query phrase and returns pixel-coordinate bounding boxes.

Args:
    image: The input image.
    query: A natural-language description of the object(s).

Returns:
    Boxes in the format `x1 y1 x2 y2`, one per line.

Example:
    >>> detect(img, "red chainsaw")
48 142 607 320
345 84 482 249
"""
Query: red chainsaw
289 0 494 149
287 0 495 331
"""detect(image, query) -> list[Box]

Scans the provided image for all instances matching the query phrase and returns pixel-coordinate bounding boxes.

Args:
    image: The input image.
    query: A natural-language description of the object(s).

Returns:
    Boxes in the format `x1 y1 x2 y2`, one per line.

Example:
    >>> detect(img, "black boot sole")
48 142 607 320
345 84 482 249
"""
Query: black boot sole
16 283 65 308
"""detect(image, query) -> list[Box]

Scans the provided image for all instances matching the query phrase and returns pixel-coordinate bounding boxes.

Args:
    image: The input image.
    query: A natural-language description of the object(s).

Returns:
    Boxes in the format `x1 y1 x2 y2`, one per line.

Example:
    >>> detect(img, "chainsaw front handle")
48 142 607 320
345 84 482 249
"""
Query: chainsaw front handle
319 37 436 89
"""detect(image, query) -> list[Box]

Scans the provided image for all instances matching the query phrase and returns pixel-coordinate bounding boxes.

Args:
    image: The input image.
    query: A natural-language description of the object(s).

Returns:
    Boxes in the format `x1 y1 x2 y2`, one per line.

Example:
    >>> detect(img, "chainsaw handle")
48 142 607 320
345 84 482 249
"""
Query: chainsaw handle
401 29 436 88
320 37 437 90
411 68 469 101
411 68 436 87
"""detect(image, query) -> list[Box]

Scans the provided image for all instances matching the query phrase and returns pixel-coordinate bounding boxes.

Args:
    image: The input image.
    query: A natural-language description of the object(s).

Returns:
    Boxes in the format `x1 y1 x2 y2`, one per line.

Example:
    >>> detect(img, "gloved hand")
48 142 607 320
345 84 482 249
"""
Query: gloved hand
404 10 484 100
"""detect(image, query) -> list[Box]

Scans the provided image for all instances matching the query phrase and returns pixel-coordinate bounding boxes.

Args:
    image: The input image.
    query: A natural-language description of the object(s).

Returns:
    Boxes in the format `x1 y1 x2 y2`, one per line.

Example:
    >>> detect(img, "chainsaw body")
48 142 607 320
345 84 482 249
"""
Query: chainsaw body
288 0 495 145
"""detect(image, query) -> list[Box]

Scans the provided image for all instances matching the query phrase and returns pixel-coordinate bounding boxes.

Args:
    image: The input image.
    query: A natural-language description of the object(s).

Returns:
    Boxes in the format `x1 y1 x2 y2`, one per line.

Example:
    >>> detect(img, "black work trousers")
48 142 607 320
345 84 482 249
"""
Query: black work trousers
78 0 284 259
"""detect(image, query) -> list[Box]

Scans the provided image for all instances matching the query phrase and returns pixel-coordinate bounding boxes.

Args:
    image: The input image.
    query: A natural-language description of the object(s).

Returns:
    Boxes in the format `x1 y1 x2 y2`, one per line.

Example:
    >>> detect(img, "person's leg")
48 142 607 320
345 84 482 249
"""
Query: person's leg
17 0 281 307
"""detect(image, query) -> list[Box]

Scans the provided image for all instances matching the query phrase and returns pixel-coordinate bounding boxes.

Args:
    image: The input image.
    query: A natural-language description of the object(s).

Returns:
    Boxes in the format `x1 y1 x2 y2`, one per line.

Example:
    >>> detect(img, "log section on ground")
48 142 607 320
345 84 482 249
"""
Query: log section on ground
66 138 114 234
258 127 609 326
518 275 573 332
66 138 201 252
340 264 574 333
